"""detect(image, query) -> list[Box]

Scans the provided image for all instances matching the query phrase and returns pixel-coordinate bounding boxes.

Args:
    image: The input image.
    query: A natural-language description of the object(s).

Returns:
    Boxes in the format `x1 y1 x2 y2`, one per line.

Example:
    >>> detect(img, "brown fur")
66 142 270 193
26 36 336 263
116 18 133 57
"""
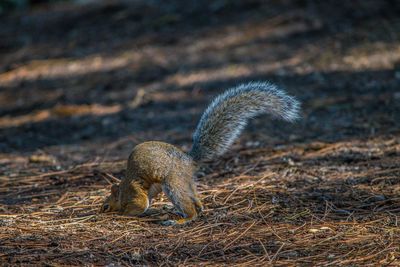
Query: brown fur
100 141 201 224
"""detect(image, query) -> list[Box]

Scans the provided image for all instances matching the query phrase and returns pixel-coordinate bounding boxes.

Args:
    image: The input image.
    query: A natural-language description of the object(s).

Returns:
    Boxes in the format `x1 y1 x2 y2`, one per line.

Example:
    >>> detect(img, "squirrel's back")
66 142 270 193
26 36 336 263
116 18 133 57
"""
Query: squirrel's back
127 141 193 183
189 82 300 161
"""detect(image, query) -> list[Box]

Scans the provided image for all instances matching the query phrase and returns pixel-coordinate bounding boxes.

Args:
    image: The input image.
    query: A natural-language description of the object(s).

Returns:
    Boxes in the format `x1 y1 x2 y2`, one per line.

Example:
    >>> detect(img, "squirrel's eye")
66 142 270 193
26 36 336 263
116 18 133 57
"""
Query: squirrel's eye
102 204 110 212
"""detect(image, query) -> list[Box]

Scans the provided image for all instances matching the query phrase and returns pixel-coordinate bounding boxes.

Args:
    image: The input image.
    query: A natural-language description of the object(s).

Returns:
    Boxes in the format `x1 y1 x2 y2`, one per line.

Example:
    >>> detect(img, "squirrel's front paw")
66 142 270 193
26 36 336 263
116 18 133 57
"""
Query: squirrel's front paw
160 219 177 226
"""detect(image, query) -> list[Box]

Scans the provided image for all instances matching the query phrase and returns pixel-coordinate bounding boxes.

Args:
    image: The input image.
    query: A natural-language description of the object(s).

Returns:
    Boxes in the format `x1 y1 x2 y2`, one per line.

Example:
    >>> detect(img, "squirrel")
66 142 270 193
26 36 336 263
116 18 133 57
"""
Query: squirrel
100 82 300 225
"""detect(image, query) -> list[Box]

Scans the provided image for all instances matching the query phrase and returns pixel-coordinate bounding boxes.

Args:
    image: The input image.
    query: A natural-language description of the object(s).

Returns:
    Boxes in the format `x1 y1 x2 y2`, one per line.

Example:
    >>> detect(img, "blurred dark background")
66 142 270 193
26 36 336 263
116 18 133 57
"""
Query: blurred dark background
0 0 399 165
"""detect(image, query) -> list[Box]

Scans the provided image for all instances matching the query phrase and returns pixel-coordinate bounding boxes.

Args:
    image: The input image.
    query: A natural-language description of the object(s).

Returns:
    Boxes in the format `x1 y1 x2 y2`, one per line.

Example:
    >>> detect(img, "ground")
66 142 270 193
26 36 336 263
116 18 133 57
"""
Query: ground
0 0 399 266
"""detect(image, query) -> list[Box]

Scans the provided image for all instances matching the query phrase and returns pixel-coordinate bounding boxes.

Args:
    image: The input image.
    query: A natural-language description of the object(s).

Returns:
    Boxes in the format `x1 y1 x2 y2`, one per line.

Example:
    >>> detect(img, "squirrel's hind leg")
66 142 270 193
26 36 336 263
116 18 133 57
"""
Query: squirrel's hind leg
190 183 203 213
161 179 202 225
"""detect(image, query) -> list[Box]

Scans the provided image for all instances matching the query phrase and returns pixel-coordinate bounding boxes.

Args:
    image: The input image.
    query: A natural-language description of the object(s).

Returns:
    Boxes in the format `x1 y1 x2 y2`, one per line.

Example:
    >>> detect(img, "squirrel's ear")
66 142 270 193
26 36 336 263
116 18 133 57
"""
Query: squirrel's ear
111 184 119 195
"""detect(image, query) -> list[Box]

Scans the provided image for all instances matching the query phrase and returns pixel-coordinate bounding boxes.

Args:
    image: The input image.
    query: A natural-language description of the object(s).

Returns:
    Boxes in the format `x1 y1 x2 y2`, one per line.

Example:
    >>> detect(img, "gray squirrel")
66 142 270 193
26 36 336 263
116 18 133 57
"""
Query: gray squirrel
100 82 301 225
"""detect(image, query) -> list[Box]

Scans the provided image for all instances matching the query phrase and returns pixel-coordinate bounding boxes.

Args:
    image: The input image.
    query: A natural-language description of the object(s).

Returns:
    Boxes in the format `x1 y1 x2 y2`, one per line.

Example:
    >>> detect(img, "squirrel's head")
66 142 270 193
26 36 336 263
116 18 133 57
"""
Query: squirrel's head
100 184 121 213
100 182 149 216
119 182 149 216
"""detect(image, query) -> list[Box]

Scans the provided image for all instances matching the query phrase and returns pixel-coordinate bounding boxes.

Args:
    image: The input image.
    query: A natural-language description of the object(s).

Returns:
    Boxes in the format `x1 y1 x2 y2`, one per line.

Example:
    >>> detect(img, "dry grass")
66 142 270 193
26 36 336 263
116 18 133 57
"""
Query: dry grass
1 0 400 265
1 137 399 266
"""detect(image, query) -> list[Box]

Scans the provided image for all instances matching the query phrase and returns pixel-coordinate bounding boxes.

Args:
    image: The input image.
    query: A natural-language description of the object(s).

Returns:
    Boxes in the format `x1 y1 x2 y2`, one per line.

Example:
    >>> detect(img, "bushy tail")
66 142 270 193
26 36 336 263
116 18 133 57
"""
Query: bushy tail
189 82 300 161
